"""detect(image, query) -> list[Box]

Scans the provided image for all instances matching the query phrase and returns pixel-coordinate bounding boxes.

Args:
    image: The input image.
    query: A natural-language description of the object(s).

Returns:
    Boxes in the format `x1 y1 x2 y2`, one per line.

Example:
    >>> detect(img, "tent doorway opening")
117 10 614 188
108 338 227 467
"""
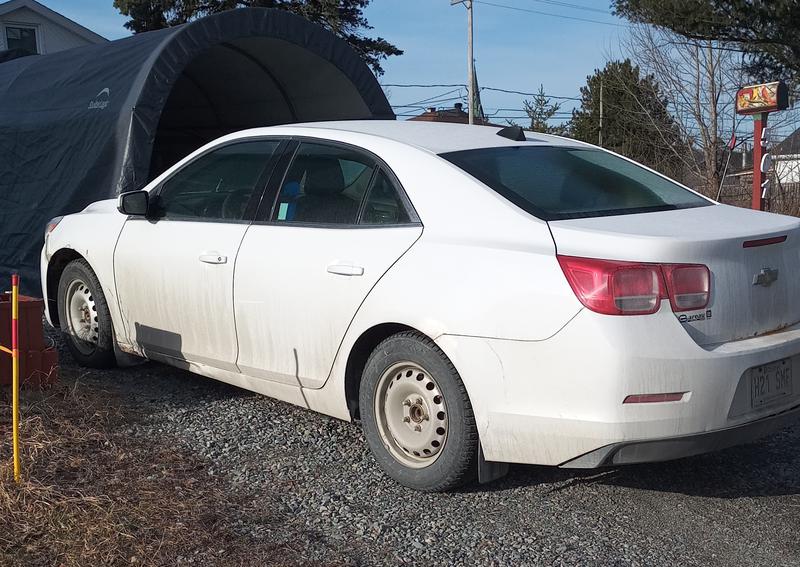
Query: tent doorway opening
150 36 374 179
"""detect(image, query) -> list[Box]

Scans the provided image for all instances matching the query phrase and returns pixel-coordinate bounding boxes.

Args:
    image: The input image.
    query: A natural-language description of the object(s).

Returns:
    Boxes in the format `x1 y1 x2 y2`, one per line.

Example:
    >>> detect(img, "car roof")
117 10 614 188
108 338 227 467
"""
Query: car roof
228 120 588 155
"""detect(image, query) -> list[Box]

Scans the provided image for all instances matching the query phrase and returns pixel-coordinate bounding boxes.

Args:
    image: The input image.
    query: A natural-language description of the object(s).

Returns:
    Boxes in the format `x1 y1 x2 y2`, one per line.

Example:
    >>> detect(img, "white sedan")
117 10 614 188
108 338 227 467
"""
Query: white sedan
42 121 800 491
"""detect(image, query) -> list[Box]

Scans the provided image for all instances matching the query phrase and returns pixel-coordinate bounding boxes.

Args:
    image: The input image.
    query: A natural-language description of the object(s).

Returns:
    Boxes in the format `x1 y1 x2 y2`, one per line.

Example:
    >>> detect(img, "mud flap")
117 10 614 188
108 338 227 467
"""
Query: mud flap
478 444 509 484
113 340 146 367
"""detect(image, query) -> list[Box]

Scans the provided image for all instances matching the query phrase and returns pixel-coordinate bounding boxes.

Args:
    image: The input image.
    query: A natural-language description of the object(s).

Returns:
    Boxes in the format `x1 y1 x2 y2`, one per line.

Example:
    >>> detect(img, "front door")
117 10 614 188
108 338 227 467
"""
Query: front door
114 139 281 370
234 141 423 388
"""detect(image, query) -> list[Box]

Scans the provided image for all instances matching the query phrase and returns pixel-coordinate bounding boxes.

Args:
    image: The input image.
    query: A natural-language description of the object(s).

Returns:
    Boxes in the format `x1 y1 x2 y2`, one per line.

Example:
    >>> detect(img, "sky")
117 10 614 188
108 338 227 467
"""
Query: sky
39 0 628 124
365 0 627 123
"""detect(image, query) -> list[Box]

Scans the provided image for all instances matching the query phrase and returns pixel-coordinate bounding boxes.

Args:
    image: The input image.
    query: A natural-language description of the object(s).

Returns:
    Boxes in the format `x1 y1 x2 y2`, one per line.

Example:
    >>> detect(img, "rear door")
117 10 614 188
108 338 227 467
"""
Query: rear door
234 140 423 388
114 139 281 370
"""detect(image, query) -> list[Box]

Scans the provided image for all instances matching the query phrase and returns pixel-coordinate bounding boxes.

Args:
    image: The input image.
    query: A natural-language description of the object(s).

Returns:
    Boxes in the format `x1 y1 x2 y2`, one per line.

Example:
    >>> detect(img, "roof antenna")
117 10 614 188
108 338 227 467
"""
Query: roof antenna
496 125 527 142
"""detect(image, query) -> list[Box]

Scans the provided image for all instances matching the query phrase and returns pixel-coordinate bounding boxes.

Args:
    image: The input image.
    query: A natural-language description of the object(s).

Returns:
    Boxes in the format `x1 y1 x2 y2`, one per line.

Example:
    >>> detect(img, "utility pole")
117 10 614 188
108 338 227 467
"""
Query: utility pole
451 0 474 124
598 79 603 147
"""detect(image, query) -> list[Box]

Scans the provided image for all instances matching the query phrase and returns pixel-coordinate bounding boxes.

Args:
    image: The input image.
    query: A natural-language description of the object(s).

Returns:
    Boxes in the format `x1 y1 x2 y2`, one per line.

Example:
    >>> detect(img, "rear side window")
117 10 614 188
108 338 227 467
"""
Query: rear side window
157 140 279 221
273 143 376 225
360 169 410 225
441 146 710 220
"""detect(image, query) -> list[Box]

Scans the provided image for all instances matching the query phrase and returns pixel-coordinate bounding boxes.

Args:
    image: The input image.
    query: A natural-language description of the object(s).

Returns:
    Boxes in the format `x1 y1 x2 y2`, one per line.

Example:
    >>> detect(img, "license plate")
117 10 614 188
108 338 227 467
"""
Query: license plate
751 358 793 409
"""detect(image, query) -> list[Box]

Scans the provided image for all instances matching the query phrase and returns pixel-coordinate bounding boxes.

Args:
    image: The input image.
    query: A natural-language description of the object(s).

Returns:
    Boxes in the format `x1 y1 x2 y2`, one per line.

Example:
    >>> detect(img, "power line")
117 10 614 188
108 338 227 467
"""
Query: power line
528 0 610 15
481 86 581 101
387 86 464 110
381 82 582 102
381 83 467 88
487 107 574 112
392 96 466 109
473 0 626 27
412 88 463 103
485 108 573 116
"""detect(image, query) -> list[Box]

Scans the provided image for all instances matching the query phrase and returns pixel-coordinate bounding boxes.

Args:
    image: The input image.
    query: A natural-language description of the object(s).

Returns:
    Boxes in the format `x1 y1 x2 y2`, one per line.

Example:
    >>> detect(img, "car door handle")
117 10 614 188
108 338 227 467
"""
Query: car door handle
199 253 227 264
327 264 364 276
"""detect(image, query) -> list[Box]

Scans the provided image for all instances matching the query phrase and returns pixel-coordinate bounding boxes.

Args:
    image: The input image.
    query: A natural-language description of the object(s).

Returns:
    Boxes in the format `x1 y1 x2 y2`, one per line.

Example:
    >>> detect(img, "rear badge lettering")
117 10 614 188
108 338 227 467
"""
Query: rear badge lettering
678 309 712 323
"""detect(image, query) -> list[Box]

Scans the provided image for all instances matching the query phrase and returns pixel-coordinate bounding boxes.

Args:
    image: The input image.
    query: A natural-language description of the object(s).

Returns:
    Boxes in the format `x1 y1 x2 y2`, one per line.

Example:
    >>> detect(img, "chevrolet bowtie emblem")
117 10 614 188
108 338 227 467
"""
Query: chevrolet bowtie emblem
753 267 779 287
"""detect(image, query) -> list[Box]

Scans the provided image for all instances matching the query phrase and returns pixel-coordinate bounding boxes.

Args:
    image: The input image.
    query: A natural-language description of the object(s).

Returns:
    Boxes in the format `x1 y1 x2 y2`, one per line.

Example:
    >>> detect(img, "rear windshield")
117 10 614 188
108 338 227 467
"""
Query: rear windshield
440 146 710 220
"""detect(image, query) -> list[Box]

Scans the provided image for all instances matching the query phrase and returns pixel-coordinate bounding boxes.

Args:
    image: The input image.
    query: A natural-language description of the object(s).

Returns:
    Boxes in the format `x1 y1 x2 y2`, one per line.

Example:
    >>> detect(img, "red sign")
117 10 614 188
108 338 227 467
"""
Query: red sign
736 81 789 115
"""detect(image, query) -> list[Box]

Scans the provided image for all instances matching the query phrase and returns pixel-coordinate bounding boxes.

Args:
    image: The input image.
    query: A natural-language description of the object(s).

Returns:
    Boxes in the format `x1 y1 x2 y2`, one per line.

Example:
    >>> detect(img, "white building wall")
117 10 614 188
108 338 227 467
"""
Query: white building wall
0 6 94 53
776 155 800 184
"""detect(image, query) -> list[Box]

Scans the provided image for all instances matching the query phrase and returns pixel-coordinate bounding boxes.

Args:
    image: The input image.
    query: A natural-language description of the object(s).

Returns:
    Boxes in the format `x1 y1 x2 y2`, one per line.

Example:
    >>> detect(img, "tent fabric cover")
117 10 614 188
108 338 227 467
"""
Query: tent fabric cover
0 8 394 294
0 49 31 64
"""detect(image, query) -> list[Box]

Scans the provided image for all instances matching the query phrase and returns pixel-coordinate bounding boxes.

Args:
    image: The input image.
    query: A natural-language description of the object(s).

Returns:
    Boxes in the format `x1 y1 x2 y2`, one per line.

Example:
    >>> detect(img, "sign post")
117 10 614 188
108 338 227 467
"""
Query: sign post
11 274 19 482
735 81 789 211
1 275 20 481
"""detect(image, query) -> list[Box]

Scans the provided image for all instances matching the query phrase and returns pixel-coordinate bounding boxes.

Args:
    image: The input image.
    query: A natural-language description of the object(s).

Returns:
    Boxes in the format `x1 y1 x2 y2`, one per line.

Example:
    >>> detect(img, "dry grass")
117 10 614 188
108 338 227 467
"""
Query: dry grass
0 371 295 566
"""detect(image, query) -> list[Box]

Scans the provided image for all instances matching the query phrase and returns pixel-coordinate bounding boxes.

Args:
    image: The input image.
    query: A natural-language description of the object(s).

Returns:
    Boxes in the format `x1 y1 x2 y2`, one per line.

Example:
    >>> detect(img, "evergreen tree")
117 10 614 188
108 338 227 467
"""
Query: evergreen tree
569 60 684 179
518 85 564 135
113 0 402 75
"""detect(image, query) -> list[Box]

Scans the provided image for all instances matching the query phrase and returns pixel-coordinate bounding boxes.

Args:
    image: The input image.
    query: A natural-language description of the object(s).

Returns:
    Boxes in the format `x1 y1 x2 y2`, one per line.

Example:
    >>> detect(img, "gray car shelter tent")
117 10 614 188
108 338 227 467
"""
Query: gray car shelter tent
0 8 394 293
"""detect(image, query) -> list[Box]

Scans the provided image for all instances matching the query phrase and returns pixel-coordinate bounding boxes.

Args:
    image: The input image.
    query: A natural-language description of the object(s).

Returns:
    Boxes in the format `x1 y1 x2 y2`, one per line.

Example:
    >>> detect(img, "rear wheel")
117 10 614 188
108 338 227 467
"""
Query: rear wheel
57 259 116 368
360 331 478 491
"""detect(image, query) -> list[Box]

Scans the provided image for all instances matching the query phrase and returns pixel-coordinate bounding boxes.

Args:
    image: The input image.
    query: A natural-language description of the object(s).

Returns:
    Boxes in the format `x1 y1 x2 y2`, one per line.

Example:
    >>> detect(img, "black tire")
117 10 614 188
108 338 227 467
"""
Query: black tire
359 331 479 492
57 259 116 368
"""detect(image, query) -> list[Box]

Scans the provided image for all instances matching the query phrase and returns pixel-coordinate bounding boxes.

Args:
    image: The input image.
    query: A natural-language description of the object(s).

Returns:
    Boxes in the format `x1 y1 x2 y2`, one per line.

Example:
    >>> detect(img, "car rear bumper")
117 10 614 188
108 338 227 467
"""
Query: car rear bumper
436 307 800 467
560 402 800 468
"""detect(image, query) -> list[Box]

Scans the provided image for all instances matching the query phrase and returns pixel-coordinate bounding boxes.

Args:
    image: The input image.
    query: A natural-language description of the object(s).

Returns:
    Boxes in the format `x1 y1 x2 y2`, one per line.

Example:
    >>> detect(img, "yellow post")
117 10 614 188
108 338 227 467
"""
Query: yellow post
11 274 20 483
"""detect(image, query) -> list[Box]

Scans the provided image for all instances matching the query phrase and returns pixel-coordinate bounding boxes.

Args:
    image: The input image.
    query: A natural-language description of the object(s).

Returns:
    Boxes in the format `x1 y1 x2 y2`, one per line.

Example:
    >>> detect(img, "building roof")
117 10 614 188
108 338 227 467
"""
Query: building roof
409 102 494 126
773 127 800 156
0 0 107 43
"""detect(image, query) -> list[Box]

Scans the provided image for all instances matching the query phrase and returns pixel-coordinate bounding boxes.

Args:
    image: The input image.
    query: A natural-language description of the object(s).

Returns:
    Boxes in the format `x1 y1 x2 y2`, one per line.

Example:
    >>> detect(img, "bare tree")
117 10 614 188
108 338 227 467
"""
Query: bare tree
619 25 745 194
623 25 800 203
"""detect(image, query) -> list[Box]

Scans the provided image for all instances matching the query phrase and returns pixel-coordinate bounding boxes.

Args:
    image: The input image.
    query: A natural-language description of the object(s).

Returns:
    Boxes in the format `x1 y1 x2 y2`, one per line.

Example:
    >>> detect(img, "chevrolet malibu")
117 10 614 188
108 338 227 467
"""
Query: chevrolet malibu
42 121 800 491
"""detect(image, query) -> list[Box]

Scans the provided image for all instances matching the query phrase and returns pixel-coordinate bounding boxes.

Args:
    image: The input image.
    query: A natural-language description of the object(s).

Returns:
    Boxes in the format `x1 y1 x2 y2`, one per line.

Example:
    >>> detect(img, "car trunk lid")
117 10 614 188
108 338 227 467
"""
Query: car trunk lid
548 204 800 346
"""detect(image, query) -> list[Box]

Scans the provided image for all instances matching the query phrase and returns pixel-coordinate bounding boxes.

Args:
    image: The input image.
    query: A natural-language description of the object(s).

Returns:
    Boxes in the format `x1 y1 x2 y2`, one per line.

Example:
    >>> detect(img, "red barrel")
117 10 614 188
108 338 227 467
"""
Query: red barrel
0 293 58 387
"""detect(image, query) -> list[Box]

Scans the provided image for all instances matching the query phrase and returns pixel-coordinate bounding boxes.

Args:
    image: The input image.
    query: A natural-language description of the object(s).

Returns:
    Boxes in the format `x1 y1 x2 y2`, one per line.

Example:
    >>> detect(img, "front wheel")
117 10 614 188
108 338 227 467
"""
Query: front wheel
57 259 116 368
359 331 478 491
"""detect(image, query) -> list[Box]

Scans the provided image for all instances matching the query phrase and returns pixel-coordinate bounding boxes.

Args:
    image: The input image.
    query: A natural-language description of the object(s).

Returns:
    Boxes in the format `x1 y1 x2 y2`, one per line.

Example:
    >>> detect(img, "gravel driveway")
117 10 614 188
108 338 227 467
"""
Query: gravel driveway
55 337 800 566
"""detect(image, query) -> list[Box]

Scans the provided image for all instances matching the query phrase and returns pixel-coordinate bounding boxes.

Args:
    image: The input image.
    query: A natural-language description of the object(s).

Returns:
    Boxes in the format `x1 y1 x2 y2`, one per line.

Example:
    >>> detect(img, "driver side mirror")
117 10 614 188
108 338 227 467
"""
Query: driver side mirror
118 190 149 216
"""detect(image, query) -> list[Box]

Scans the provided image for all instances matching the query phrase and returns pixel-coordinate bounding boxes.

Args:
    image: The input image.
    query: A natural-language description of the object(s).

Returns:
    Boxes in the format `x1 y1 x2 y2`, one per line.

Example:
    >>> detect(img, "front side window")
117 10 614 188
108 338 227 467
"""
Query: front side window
156 140 279 221
441 146 710 220
6 26 37 55
273 143 376 225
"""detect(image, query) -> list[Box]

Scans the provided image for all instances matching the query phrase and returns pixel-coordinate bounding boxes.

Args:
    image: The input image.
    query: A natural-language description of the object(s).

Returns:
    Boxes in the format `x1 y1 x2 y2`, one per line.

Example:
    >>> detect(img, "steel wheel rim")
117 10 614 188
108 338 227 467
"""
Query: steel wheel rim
374 361 448 469
65 278 99 355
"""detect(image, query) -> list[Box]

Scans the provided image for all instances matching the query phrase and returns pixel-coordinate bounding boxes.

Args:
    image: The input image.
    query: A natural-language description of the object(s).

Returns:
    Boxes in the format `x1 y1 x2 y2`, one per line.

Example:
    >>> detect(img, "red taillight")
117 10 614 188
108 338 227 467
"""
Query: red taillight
557 256 664 315
557 255 710 316
662 264 710 312
610 266 662 314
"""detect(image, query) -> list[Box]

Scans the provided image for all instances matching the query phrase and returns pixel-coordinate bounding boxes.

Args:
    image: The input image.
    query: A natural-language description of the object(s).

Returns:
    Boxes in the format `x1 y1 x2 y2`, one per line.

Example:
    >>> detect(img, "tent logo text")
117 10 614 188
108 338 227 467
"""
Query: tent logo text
88 88 111 110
